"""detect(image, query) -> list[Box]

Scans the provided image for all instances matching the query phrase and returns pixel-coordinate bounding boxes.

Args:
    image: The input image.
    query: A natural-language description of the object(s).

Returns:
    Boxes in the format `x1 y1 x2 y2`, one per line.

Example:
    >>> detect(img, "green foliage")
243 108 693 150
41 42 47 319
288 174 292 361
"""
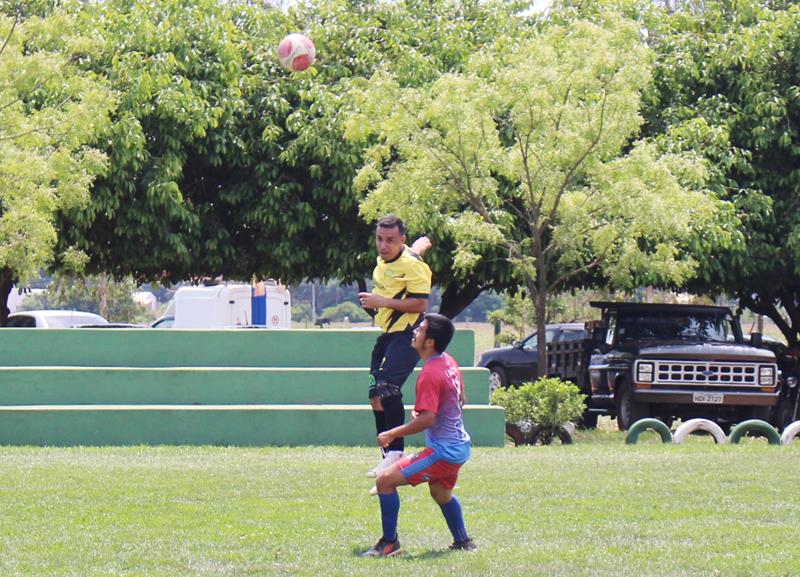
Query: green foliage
641 0 800 345
21 273 150 323
291 302 314 325
350 12 727 374
487 291 536 345
0 7 112 322
491 377 587 428
49 0 530 325
319 300 370 323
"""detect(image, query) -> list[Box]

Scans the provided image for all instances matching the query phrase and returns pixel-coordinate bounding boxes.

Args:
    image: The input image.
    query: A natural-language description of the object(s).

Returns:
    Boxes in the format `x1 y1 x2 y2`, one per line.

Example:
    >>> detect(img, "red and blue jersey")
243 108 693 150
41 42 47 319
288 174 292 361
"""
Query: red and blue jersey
414 352 471 463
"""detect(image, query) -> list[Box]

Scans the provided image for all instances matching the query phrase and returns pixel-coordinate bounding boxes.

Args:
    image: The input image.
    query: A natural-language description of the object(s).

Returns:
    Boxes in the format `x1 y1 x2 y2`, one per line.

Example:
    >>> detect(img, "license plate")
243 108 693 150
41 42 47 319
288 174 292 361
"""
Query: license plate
693 392 724 404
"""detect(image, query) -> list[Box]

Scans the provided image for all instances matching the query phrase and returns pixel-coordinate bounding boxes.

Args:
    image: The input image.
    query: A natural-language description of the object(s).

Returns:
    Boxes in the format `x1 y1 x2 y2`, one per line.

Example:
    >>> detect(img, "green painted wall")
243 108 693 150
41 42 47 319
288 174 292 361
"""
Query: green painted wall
0 366 491 405
0 326 508 447
0 405 506 447
0 328 476 368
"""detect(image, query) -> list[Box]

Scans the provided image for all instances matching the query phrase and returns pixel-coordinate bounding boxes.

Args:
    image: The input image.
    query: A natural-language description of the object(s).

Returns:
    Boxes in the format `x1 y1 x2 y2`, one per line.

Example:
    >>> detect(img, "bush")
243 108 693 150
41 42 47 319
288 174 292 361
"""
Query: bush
491 377 587 429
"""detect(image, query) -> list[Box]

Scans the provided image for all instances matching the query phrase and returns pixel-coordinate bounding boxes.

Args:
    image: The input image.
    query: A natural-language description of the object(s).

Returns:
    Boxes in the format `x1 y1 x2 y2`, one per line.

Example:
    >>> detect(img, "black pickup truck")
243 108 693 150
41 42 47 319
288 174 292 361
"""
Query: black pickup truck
547 301 781 430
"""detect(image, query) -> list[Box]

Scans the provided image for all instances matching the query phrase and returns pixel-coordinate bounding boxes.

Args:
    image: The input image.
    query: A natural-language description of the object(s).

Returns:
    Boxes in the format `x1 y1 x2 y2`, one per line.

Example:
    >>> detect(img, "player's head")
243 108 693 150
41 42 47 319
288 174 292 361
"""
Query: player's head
413 313 455 354
375 214 406 261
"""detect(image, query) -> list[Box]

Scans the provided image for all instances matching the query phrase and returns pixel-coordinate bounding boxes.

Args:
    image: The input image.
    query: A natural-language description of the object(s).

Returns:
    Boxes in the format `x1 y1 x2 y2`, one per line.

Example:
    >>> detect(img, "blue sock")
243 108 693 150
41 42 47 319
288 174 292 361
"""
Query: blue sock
439 496 469 542
379 491 400 542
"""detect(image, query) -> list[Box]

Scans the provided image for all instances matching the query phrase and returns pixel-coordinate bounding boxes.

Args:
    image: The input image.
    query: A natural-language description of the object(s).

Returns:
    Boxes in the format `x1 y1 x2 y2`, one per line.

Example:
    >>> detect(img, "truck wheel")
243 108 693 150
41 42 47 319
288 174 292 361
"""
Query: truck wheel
488 366 508 395
528 424 573 445
673 418 727 444
615 381 648 431
625 418 672 444
729 419 781 445
780 420 800 445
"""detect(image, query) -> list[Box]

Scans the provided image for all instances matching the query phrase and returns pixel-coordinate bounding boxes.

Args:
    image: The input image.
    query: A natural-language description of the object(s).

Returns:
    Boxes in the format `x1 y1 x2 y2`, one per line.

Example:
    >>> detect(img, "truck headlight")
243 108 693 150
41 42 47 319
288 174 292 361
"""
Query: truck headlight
637 361 654 383
759 366 775 386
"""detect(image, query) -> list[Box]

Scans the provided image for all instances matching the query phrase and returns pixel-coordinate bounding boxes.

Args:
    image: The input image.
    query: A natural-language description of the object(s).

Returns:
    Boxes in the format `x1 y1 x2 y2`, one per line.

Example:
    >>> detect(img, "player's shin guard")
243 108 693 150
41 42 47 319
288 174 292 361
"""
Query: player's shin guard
439 496 469 542
381 394 405 452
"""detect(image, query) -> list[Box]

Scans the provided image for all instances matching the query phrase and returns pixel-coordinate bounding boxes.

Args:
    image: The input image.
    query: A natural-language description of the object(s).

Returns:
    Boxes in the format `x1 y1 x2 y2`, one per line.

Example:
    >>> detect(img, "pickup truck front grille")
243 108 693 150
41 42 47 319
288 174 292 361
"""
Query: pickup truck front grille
654 361 758 386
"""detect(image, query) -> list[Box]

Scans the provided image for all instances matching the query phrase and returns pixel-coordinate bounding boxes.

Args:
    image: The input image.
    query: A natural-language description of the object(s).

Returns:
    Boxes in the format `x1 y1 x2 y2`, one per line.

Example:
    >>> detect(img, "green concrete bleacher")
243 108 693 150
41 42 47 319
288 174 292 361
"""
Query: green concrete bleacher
0 366 490 405
0 405 503 447
0 328 475 367
0 328 505 447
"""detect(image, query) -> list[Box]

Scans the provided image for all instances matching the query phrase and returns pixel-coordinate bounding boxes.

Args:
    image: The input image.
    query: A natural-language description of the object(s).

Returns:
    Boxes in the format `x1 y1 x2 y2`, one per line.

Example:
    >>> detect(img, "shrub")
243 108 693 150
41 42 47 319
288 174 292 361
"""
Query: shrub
491 377 587 429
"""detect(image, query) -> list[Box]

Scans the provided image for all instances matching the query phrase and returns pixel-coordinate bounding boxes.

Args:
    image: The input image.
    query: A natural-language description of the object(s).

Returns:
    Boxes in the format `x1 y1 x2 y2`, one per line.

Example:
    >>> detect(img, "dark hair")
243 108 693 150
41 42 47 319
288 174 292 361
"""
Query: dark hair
376 214 406 236
424 313 455 353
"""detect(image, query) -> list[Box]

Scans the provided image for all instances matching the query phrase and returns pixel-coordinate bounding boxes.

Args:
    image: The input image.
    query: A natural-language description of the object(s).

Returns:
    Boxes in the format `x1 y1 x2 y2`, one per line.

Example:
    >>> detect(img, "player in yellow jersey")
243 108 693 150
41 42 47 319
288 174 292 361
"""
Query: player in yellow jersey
359 214 432 481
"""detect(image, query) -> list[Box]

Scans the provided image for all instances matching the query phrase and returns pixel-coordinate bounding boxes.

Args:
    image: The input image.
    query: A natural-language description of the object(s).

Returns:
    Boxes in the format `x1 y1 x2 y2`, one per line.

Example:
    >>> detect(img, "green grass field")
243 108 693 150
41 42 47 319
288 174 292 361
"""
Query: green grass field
2 430 799 577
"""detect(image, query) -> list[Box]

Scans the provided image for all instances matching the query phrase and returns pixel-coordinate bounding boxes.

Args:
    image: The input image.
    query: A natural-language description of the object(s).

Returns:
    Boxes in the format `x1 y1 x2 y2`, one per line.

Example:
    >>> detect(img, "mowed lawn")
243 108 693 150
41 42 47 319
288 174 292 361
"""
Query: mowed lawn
1 432 799 577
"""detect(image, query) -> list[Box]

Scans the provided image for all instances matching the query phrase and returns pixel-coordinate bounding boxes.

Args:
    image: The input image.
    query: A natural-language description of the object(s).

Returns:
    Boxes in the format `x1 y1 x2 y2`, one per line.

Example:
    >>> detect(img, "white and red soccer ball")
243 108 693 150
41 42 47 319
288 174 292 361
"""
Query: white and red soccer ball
277 33 316 72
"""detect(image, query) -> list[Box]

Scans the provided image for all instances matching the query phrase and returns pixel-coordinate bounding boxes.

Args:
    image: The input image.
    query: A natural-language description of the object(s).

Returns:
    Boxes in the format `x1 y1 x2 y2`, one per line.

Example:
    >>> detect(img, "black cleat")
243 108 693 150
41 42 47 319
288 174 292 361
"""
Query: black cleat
361 538 401 557
449 538 477 551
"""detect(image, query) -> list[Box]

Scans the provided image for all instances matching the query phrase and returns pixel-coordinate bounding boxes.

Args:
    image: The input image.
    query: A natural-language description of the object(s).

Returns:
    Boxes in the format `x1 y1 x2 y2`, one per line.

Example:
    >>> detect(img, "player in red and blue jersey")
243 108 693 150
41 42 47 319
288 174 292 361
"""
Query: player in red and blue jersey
361 313 475 557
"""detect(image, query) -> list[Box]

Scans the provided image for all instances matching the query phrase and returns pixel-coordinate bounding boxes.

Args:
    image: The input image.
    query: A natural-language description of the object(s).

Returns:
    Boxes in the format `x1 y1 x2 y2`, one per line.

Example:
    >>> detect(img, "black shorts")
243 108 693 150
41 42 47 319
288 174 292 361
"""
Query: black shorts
368 329 420 399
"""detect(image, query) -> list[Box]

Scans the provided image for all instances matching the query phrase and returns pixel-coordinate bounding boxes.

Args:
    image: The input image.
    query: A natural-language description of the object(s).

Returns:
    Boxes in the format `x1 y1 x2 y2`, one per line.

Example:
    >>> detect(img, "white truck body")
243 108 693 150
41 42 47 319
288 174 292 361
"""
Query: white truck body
172 283 291 329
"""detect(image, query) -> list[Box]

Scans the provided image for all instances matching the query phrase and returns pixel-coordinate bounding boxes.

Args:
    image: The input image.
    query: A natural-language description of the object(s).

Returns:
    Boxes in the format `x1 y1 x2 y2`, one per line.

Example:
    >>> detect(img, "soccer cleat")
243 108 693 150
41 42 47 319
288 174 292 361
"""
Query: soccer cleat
369 484 378 496
361 538 401 557
449 538 477 552
366 451 404 478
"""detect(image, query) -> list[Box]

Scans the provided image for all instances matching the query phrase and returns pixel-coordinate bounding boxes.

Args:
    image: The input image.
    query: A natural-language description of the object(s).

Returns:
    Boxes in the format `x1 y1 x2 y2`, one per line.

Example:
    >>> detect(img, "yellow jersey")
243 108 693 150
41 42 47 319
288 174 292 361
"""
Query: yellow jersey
372 247 432 333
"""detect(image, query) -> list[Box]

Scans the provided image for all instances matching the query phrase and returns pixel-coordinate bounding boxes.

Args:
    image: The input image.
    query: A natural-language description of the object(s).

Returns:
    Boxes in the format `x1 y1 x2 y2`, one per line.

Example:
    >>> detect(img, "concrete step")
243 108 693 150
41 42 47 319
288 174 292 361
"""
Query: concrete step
0 404 505 447
0 366 491 405
0 328 476 368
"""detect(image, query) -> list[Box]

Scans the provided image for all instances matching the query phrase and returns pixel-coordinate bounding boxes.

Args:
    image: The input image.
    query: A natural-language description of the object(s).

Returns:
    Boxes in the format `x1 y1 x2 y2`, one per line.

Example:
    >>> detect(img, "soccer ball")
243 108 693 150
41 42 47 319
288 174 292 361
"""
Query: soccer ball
277 33 316 72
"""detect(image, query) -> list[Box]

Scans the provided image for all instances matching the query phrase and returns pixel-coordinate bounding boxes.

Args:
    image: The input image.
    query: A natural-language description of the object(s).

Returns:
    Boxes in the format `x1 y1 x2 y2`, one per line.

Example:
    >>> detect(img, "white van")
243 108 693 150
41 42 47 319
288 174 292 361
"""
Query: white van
6 310 109 328
172 283 291 329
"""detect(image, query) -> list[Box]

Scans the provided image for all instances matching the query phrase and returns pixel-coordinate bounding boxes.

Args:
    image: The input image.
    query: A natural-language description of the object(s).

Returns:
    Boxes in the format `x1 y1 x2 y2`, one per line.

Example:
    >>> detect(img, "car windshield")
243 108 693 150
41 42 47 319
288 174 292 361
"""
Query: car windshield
522 328 558 351
617 311 733 342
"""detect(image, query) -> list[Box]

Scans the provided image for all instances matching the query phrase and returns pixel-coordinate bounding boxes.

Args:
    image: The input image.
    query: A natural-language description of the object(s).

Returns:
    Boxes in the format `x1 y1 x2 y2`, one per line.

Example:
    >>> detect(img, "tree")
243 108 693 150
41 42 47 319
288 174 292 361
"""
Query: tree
0 7 113 326
348 14 731 376
51 0 529 319
0 8 111 325
641 0 800 345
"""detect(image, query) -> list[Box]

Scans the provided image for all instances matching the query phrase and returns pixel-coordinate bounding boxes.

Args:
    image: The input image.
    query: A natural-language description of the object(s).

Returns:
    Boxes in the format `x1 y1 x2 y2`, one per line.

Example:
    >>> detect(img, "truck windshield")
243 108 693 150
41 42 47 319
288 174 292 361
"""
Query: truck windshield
617 311 733 342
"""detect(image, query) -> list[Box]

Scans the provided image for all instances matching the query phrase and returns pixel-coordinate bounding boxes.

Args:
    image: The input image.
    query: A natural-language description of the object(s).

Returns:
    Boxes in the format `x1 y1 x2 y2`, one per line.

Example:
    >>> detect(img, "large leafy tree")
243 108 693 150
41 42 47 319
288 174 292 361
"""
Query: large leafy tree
642 0 800 345
348 15 732 375
53 0 528 316
0 8 111 325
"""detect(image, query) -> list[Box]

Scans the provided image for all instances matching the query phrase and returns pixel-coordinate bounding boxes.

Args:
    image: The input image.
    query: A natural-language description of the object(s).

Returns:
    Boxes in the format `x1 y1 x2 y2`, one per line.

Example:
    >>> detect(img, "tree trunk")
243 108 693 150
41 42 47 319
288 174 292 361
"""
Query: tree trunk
98 274 109 320
438 279 483 320
0 268 14 327
535 285 548 378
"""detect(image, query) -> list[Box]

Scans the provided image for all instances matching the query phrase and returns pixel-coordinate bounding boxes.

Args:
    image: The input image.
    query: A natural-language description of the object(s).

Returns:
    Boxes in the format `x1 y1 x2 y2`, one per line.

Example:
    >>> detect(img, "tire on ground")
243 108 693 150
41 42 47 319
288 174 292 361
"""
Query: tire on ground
672 418 727 445
505 422 526 446
779 420 800 446
527 424 573 445
729 419 781 445
625 418 672 445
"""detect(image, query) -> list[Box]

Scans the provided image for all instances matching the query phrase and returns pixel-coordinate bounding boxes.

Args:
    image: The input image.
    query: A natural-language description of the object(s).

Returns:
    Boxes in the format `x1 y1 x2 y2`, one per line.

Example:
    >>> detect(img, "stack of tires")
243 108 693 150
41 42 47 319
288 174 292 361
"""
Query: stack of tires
625 417 800 445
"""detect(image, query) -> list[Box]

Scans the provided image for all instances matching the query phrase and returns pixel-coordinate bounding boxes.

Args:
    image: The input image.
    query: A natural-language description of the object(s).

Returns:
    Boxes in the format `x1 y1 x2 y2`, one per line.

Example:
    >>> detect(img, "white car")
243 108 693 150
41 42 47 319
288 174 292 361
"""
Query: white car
5 310 109 328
